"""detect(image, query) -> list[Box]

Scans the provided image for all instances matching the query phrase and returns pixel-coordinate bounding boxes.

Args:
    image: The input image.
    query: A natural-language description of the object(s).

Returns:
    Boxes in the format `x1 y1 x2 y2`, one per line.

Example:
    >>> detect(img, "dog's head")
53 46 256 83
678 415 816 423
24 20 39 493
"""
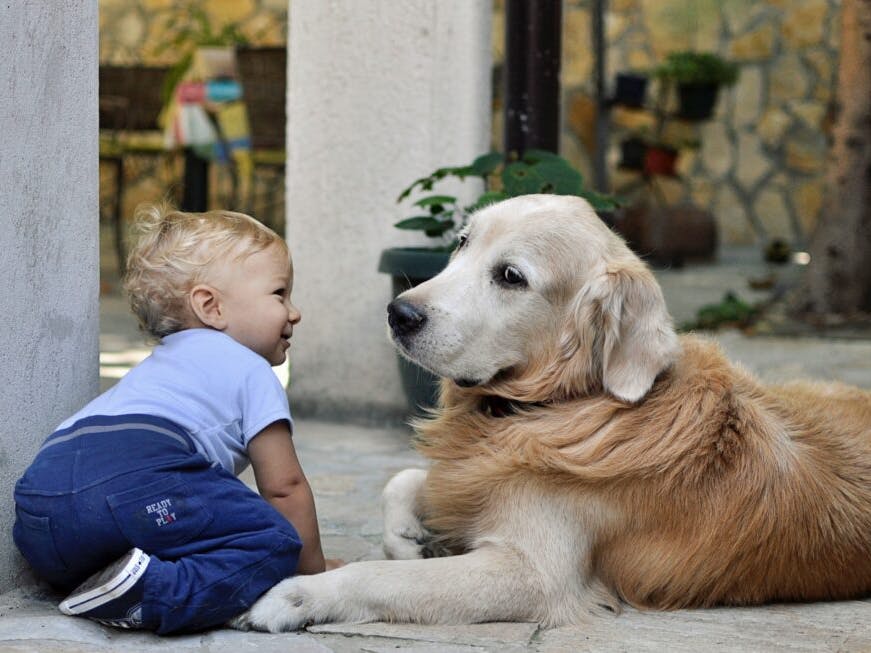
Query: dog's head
387 194 680 403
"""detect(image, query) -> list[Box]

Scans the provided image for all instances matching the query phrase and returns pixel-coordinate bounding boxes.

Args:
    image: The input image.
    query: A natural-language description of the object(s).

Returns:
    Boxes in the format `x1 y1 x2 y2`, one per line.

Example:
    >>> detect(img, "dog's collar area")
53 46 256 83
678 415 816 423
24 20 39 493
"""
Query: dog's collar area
479 395 546 418
455 367 514 391
454 378 480 388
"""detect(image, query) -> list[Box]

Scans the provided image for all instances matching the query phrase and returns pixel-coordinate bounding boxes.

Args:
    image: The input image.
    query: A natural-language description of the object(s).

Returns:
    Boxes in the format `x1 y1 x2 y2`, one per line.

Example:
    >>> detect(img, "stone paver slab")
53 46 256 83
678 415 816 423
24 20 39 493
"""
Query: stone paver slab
308 621 540 648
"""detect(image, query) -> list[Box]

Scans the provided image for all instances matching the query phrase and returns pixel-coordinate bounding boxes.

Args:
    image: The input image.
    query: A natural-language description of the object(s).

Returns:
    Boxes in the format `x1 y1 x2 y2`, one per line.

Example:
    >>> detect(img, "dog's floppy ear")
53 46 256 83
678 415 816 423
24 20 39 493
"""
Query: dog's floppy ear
584 261 679 402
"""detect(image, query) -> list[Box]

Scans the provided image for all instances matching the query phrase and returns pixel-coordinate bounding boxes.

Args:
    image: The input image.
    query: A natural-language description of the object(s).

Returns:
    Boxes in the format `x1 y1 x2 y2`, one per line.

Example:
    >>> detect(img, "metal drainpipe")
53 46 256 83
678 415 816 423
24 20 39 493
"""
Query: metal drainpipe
503 0 562 158
592 0 610 193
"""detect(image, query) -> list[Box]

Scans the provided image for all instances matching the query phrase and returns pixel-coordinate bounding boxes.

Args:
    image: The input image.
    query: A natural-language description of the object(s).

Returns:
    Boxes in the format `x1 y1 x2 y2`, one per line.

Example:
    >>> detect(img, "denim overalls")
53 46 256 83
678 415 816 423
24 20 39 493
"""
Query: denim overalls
13 414 301 634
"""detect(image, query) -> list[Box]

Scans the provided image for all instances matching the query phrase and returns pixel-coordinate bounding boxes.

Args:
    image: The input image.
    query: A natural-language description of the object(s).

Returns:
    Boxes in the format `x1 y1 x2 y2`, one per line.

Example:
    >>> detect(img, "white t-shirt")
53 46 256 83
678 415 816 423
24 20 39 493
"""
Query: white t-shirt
57 328 292 475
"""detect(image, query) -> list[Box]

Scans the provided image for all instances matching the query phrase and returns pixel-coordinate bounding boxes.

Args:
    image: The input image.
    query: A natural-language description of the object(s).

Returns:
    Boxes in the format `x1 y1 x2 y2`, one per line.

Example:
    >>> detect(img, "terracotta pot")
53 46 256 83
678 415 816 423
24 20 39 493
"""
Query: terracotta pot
643 146 678 177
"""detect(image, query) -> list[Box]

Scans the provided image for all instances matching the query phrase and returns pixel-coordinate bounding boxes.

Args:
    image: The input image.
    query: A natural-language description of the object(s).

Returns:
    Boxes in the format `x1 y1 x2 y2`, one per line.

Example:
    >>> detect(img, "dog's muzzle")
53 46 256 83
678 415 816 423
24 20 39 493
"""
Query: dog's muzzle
387 299 427 339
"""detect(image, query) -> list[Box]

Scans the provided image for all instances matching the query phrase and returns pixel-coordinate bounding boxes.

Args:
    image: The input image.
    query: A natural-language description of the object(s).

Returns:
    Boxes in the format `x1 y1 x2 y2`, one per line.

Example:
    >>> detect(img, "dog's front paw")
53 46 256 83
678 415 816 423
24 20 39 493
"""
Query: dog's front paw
383 519 455 559
382 468 433 560
228 576 331 633
383 517 431 560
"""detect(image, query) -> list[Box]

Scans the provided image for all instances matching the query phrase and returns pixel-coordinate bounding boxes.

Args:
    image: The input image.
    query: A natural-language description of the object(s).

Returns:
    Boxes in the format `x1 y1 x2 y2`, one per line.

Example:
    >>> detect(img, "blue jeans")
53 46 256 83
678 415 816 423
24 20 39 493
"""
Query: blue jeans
13 414 301 634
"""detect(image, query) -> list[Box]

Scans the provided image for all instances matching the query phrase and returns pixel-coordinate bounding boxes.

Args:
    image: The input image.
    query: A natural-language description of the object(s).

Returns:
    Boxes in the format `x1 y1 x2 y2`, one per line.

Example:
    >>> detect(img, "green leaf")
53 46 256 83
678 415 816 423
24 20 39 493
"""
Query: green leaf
424 220 454 237
450 165 476 179
397 176 437 203
470 152 504 176
430 165 473 179
654 51 740 86
467 190 509 212
394 216 446 231
501 160 584 196
521 149 562 164
501 162 541 196
532 160 584 195
397 166 474 203
681 291 757 331
394 150 621 240
414 195 456 208
578 189 622 211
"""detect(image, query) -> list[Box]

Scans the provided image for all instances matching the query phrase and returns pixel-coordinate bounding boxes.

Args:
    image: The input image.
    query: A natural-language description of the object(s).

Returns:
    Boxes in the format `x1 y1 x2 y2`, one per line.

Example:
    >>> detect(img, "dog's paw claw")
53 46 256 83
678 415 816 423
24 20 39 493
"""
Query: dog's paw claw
228 577 322 633
383 521 433 559
384 521 451 560
227 613 252 631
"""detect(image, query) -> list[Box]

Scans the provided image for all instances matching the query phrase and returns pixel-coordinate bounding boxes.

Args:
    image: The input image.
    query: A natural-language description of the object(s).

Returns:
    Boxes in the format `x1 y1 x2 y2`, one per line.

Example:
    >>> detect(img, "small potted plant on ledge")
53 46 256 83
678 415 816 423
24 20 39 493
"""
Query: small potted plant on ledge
653 51 739 121
379 149 619 411
619 125 697 178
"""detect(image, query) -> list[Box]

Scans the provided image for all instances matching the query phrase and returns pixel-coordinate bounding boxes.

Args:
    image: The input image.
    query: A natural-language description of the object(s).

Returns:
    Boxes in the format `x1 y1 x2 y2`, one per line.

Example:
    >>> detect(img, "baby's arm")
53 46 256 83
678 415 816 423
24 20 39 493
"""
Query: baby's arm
248 420 328 574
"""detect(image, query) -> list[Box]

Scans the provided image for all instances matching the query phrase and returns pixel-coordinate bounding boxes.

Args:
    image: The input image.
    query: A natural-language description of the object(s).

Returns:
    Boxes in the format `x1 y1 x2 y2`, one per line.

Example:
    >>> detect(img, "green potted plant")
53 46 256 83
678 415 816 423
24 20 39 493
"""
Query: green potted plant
379 149 618 411
653 51 739 121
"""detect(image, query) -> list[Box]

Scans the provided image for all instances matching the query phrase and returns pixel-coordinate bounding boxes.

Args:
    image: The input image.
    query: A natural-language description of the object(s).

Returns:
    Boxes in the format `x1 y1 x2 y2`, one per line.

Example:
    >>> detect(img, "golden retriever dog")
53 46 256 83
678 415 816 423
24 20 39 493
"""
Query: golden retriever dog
233 194 871 632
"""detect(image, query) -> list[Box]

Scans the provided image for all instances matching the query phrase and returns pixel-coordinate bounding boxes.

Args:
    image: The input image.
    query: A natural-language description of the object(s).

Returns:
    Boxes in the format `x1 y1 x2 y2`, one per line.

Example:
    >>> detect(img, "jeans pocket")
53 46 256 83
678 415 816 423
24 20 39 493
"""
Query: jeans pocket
107 473 214 552
13 506 69 577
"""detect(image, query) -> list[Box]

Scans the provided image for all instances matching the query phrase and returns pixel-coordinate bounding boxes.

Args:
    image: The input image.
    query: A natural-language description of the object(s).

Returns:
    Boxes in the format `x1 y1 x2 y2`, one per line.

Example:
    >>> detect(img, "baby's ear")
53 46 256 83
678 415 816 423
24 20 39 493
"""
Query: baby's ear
188 284 226 330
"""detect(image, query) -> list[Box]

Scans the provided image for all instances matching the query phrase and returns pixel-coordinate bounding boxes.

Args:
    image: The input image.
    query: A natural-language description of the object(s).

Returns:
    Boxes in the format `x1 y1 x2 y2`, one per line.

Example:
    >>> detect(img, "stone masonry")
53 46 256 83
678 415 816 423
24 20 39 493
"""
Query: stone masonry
533 0 841 247
103 0 840 248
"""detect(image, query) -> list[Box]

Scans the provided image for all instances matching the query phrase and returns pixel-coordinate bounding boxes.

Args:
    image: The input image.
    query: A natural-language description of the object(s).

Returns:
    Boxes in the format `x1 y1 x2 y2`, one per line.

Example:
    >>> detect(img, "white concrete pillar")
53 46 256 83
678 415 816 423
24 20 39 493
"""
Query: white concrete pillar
286 1 492 422
0 1 99 591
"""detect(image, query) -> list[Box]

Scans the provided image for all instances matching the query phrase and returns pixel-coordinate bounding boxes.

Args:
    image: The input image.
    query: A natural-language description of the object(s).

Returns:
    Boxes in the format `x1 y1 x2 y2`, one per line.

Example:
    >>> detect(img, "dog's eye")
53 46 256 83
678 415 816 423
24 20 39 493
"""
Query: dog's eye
457 234 468 250
498 265 527 287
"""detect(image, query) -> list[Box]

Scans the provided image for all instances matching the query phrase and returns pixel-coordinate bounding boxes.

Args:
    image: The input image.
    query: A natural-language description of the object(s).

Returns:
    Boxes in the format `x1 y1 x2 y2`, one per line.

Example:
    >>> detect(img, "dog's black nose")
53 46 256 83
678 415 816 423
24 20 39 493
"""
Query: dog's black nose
388 299 427 337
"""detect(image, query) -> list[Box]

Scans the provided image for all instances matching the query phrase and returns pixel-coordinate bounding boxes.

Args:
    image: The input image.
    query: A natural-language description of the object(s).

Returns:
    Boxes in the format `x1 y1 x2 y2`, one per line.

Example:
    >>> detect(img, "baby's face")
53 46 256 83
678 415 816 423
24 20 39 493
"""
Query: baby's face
214 243 301 365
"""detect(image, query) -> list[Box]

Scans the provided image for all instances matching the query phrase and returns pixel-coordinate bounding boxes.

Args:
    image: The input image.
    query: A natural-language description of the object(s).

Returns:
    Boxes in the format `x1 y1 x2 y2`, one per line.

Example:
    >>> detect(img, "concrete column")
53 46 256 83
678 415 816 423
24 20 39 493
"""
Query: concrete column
286 1 492 423
0 1 99 592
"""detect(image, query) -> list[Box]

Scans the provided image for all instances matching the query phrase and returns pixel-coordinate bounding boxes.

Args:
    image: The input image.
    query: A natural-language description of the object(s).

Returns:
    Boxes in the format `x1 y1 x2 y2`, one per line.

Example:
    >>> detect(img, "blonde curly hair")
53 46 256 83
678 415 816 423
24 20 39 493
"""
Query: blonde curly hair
123 203 287 340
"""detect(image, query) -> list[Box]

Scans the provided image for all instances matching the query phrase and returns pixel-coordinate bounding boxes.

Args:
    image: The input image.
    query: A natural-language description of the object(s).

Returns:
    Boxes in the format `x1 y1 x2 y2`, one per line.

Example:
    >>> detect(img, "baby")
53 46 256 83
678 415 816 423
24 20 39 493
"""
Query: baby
13 205 340 634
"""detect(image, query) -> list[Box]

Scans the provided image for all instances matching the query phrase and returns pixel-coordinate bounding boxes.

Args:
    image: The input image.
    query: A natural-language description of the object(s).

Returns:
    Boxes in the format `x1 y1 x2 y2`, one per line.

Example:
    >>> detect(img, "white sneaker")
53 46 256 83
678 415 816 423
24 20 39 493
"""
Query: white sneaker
59 548 150 629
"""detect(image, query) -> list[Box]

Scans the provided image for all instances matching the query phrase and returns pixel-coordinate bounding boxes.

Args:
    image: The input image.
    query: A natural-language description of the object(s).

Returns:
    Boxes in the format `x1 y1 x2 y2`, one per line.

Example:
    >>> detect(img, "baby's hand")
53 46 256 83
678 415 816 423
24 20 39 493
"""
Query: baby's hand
324 558 345 571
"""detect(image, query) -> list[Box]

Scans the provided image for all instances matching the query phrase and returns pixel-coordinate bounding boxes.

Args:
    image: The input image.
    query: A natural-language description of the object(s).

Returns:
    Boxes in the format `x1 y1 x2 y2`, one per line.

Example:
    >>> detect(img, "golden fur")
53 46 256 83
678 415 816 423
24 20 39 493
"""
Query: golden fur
235 195 871 632
405 195 871 612
417 338 871 609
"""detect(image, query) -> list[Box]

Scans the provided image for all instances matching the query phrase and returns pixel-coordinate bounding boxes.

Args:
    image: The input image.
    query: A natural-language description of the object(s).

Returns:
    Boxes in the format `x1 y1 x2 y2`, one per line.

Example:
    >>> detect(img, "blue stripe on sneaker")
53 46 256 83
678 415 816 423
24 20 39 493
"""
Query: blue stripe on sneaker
67 571 135 610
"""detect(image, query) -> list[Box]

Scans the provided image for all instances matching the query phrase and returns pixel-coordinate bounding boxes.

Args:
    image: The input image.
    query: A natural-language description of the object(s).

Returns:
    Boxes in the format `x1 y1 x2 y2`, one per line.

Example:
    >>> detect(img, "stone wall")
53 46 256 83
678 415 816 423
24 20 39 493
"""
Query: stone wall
100 0 287 65
103 0 840 247
493 0 840 247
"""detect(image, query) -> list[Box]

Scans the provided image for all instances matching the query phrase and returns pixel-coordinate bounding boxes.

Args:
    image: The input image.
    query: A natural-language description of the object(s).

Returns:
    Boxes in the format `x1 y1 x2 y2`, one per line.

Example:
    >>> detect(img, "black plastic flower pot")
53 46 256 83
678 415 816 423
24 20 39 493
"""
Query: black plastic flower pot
378 247 451 414
619 137 647 171
677 82 720 121
613 73 648 108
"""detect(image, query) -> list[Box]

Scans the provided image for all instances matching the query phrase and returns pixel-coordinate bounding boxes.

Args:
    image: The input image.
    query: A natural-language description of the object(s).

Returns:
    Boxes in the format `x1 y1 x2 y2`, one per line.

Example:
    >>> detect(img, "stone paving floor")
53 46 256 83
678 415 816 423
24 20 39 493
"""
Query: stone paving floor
2 249 870 651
